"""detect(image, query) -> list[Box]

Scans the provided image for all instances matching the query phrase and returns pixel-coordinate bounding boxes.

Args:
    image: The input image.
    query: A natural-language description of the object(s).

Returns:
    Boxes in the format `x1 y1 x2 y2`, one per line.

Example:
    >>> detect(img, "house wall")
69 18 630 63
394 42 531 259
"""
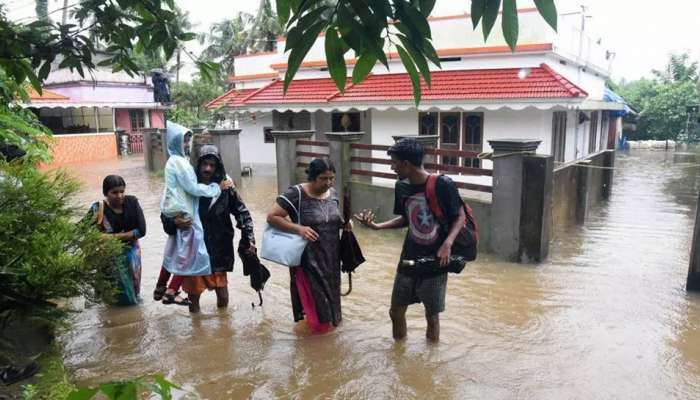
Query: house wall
365 108 581 188
546 56 607 101
115 109 132 133
238 112 276 166
564 110 578 162
42 132 118 168
46 84 154 103
551 150 613 231
150 110 165 128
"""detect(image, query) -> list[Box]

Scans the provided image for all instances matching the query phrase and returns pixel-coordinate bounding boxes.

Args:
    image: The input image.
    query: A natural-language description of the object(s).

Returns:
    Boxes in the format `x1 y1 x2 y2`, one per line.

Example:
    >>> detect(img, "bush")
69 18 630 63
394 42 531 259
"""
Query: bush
0 162 123 333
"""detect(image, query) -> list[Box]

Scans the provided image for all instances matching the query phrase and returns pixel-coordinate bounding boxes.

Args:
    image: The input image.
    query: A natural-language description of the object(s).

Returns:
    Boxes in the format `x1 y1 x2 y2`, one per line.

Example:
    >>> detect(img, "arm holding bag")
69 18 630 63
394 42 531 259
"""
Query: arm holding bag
260 185 308 267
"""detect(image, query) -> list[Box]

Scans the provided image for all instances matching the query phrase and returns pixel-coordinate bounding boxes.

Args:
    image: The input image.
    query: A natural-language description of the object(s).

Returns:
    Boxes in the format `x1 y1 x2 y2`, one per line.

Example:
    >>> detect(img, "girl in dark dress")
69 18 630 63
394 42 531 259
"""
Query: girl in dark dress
266 159 350 333
88 175 146 305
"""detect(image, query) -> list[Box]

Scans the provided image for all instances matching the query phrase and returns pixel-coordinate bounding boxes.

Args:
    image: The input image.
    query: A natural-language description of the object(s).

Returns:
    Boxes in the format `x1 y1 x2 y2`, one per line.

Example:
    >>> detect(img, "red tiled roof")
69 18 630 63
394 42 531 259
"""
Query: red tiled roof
205 88 258 109
208 64 586 108
27 87 69 101
328 64 587 102
240 77 348 104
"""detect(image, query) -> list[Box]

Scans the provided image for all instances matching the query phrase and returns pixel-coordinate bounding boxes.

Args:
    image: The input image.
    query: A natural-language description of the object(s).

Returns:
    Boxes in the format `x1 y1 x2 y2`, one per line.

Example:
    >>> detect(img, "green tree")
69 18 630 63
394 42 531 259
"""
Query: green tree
250 0 283 53
652 53 698 84
618 53 700 142
35 0 48 22
168 78 224 126
641 81 699 142
0 2 215 93
200 13 254 85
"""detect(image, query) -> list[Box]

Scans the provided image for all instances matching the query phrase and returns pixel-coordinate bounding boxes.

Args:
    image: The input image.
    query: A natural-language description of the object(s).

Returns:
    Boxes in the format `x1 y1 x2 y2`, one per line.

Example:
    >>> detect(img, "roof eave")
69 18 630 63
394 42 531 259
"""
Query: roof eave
239 98 586 113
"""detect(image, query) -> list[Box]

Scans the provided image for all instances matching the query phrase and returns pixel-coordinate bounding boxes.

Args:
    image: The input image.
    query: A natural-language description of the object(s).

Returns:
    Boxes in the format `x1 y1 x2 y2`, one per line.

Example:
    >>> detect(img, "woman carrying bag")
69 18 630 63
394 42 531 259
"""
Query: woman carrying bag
265 159 351 334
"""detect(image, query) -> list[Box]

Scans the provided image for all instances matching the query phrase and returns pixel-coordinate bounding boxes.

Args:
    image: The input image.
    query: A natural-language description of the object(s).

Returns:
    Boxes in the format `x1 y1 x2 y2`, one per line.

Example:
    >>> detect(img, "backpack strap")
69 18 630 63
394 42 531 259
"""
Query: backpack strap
425 174 445 222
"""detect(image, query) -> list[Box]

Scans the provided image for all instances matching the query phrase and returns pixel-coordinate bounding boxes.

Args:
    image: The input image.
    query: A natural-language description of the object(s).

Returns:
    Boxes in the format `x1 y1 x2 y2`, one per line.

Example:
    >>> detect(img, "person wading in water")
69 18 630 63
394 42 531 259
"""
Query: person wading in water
355 138 466 342
161 145 257 313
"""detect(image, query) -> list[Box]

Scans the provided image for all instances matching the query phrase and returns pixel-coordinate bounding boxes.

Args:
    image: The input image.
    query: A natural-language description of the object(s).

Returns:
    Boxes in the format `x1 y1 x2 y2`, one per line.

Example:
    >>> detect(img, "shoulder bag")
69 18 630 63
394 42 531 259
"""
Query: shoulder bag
260 185 309 267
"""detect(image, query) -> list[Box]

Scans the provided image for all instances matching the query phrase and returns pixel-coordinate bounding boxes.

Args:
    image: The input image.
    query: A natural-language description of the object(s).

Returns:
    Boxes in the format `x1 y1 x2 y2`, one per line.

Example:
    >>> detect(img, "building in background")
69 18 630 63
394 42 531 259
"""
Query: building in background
23 67 169 166
207 7 629 188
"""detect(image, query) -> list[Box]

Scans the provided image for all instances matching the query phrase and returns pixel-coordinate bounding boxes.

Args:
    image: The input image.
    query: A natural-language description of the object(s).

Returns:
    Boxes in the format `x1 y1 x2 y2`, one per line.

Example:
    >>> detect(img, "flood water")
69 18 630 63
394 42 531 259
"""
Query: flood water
58 150 700 399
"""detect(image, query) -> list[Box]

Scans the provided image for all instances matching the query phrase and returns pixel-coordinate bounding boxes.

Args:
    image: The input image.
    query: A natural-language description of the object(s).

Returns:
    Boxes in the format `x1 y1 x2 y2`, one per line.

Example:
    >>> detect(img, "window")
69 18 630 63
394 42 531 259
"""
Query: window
600 112 609 150
588 111 598 154
129 110 145 132
263 126 274 143
462 113 483 168
418 112 437 135
552 112 567 163
439 112 460 166
331 112 360 132
439 112 460 144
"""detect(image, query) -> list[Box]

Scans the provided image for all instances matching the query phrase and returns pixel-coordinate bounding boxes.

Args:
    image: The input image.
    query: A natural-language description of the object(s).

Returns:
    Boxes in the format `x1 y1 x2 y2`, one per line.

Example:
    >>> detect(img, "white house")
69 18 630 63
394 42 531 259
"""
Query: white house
206 6 626 186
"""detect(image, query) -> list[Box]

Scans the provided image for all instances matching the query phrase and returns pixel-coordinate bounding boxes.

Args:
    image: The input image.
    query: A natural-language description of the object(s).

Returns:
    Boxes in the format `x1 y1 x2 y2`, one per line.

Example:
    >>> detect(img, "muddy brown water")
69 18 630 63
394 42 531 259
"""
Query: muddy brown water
57 150 700 399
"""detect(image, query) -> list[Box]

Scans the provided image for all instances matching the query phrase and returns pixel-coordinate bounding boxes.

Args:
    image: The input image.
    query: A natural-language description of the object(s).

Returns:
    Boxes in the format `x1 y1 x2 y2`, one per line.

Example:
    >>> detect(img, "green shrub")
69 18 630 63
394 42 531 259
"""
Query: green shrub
0 162 123 333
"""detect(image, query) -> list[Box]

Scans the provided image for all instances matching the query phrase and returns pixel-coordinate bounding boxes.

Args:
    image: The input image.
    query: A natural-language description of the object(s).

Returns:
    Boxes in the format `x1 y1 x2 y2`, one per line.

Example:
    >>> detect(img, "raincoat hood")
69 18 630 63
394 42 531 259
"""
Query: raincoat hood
166 121 191 157
197 144 227 183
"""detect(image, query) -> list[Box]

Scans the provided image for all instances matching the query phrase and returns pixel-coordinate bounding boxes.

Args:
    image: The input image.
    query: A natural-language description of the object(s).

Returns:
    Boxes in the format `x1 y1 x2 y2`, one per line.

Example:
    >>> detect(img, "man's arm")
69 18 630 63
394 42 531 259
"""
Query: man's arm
229 189 256 247
354 210 407 230
435 177 467 266
161 213 178 236
436 206 466 266
160 213 192 235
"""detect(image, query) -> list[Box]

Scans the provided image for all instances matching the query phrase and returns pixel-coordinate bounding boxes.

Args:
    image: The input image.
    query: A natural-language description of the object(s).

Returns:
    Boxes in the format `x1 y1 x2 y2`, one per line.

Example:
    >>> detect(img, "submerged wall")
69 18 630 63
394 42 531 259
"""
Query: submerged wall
42 132 118 168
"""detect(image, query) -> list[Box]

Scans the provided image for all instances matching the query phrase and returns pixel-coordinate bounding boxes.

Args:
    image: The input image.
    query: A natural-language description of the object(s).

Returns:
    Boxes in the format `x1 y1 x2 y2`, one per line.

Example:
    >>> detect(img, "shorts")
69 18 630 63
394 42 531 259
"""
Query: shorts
182 272 228 295
391 270 448 316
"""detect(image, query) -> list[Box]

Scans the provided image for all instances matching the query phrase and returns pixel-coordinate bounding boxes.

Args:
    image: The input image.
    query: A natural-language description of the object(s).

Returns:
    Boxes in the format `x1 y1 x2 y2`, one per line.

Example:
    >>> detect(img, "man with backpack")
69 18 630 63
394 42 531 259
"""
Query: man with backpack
355 138 476 342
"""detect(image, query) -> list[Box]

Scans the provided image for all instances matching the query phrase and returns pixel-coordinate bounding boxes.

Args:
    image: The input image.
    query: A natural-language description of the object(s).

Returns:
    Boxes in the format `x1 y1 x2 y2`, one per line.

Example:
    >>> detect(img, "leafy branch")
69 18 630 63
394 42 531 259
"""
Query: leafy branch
276 0 558 104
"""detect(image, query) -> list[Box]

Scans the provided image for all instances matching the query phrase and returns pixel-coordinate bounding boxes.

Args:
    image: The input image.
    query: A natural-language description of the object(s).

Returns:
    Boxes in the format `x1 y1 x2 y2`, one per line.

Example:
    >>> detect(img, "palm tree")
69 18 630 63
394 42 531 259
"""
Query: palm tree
200 12 253 86
35 0 48 21
249 0 282 53
200 0 282 88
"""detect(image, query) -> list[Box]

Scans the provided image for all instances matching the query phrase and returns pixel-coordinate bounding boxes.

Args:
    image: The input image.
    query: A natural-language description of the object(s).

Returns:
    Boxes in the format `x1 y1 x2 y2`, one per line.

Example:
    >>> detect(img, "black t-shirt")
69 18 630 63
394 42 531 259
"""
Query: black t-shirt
103 204 127 233
393 175 463 267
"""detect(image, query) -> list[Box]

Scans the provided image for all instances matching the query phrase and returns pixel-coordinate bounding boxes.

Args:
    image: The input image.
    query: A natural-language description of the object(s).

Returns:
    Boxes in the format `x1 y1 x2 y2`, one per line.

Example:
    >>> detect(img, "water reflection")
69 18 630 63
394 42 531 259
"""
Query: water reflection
56 151 700 399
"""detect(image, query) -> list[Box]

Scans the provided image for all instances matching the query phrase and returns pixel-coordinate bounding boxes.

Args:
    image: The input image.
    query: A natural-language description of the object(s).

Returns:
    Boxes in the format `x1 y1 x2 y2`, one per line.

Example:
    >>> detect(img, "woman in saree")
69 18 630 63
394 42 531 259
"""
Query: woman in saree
88 175 146 305
266 159 351 334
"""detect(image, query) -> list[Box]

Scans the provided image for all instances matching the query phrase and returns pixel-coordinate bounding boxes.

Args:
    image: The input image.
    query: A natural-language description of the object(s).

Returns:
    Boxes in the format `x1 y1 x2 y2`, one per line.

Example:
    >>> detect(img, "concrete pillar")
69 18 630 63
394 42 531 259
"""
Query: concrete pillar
576 161 590 224
326 131 365 213
209 129 242 188
520 154 554 262
143 128 166 172
189 128 210 166
392 134 439 167
488 139 542 262
687 189 700 291
271 130 315 194
601 149 615 200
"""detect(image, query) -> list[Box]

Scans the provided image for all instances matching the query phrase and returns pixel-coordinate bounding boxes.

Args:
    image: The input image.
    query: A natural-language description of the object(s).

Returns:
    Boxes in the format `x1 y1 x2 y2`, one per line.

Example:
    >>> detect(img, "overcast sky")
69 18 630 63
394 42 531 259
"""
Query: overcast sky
6 0 700 81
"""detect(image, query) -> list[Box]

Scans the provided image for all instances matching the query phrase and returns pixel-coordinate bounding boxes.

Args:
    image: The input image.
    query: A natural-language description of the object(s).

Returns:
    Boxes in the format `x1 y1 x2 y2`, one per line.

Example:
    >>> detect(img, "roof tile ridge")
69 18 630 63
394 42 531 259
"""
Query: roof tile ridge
204 87 240 109
539 63 588 97
240 79 280 104
326 75 370 101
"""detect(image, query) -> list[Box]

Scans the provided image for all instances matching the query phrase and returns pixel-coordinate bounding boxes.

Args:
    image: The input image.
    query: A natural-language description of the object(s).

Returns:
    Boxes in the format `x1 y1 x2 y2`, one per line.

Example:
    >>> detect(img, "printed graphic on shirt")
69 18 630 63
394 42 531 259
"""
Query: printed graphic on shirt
405 193 439 245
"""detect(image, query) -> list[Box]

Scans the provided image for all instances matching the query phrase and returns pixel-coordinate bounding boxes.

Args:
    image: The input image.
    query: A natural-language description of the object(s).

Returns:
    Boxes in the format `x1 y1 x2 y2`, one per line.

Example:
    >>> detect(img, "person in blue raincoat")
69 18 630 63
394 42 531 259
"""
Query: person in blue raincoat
159 122 232 303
